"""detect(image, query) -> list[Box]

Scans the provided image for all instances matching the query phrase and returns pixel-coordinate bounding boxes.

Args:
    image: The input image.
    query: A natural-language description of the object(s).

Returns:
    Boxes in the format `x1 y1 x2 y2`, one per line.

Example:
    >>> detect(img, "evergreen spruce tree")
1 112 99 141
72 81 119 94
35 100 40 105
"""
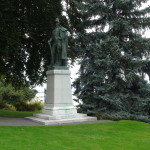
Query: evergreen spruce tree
72 0 150 122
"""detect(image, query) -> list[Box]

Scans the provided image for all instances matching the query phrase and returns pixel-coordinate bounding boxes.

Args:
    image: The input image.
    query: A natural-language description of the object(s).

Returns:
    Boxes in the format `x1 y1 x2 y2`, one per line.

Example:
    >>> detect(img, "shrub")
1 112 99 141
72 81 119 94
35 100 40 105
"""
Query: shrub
0 100 6 109
3 103 16 111
0 80 37 104
14 100 44 112
14 101 33 111
96 111 150 123
29 101 44 111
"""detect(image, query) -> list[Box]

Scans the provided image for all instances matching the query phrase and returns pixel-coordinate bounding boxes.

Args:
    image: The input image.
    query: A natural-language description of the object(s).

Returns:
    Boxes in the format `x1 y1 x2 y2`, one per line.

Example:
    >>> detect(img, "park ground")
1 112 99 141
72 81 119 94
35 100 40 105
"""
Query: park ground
0 109 150 150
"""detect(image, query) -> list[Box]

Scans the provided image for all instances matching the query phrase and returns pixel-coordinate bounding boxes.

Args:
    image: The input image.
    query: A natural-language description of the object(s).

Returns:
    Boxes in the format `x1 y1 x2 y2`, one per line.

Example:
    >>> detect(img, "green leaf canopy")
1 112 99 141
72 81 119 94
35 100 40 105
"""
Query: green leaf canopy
0 0 64 86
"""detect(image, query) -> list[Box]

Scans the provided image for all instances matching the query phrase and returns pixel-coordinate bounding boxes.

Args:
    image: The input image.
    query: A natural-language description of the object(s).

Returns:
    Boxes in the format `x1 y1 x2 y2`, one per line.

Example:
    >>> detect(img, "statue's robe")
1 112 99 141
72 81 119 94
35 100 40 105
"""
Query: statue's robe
59 27 68 60
50 26 68 66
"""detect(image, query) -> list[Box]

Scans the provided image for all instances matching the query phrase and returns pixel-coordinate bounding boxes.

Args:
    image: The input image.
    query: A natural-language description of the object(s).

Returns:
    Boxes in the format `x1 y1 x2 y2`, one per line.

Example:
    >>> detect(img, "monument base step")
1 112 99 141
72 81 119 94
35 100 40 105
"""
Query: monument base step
26 113 97 125
33 113 88 120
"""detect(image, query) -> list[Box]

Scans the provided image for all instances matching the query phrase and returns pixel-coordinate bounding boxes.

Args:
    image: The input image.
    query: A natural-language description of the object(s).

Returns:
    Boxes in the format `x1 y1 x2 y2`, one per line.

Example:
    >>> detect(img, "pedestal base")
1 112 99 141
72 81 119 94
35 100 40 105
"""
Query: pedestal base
26 113 97 125
42 105 77 115
26 69 97 125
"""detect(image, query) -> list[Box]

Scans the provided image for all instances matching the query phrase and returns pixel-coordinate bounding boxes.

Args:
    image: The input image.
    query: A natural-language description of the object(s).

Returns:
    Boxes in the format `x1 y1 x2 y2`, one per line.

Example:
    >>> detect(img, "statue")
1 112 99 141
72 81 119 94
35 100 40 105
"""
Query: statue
48 18 68 67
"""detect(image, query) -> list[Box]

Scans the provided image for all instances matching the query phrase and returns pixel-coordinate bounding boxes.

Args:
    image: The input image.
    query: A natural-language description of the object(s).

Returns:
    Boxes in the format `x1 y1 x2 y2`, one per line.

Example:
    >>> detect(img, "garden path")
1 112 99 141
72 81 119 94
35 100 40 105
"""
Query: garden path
0 117 113 126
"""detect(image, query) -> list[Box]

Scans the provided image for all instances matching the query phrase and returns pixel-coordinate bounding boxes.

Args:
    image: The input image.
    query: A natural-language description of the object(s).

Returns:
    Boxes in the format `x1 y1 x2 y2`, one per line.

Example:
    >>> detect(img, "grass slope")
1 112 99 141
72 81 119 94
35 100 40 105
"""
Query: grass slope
0 120 149 150
0 109 38 118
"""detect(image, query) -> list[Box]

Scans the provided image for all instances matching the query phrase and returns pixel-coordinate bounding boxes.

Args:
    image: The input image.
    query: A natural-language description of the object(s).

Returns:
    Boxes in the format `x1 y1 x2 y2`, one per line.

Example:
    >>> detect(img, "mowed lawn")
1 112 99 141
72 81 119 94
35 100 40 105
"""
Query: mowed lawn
0 119 149 150
0 109 39 118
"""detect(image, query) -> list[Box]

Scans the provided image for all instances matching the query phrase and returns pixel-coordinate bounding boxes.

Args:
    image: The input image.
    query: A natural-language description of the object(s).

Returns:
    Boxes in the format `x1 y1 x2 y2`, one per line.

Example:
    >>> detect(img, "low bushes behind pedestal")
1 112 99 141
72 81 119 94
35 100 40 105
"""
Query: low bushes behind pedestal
0 100 44 112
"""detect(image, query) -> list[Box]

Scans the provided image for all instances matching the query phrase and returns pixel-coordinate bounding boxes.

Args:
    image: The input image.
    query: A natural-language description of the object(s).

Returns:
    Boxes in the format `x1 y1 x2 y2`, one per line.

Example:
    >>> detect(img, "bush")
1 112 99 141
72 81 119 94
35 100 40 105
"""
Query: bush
3 104 16 111
14 101 34 111
14 100 44 112
96 111 150 123
28 100 44 111
0 100 6 109
0 80 37 104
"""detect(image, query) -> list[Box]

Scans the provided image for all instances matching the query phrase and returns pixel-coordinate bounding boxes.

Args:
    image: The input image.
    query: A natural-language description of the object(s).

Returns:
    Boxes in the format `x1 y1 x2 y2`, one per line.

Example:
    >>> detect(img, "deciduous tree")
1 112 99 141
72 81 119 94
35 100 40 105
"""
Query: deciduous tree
0 0 65 86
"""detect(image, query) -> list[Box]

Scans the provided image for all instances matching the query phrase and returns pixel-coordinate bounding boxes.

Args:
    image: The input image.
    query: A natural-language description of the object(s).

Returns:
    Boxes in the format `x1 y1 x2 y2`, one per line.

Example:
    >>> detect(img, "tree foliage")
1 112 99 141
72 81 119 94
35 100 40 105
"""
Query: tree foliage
72 0 150 121
0 0 67 86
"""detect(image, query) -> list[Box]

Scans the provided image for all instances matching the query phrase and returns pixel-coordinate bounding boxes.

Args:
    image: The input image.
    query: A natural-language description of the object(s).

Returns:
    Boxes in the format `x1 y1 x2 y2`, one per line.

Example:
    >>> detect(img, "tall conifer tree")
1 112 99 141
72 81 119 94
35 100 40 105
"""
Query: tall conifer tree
72 0 150 121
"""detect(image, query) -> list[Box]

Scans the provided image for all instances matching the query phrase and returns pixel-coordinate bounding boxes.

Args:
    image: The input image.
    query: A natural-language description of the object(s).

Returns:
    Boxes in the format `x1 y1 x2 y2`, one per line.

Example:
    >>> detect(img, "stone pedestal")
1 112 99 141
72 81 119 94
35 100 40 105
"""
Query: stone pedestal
42 69 77 115
26 69 97 125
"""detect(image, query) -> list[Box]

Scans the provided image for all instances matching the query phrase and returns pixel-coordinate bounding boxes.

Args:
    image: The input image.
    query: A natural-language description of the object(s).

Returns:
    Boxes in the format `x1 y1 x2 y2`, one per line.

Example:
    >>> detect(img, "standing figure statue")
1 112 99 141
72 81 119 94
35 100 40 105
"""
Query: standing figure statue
48 18 68 67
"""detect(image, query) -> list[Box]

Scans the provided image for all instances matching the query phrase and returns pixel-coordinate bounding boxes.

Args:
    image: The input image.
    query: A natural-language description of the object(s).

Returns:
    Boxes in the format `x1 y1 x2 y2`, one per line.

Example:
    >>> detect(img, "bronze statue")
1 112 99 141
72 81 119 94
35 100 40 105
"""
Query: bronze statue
48 18 68 67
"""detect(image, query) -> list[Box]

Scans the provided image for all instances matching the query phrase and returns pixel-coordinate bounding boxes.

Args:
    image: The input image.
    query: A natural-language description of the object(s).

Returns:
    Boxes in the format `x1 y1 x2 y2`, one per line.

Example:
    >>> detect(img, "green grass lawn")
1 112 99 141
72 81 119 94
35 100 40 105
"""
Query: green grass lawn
0 120 149 150
0 109 38 118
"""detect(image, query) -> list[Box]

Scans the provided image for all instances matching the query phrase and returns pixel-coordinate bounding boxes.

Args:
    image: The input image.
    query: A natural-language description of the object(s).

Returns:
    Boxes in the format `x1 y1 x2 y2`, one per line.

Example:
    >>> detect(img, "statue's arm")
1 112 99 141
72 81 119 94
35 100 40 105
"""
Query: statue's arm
48 38 52 45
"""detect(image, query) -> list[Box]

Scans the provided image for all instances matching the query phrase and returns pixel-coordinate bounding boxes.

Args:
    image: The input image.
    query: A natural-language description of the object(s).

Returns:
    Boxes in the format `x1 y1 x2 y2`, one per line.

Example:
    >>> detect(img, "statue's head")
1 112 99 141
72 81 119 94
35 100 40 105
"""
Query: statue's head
55 18 60 27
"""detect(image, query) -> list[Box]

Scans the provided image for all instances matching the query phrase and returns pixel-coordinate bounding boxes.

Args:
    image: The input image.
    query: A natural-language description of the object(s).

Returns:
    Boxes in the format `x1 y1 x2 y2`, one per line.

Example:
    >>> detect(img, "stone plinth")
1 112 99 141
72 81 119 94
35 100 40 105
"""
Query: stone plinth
26 69 97 125
42 69 77 115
